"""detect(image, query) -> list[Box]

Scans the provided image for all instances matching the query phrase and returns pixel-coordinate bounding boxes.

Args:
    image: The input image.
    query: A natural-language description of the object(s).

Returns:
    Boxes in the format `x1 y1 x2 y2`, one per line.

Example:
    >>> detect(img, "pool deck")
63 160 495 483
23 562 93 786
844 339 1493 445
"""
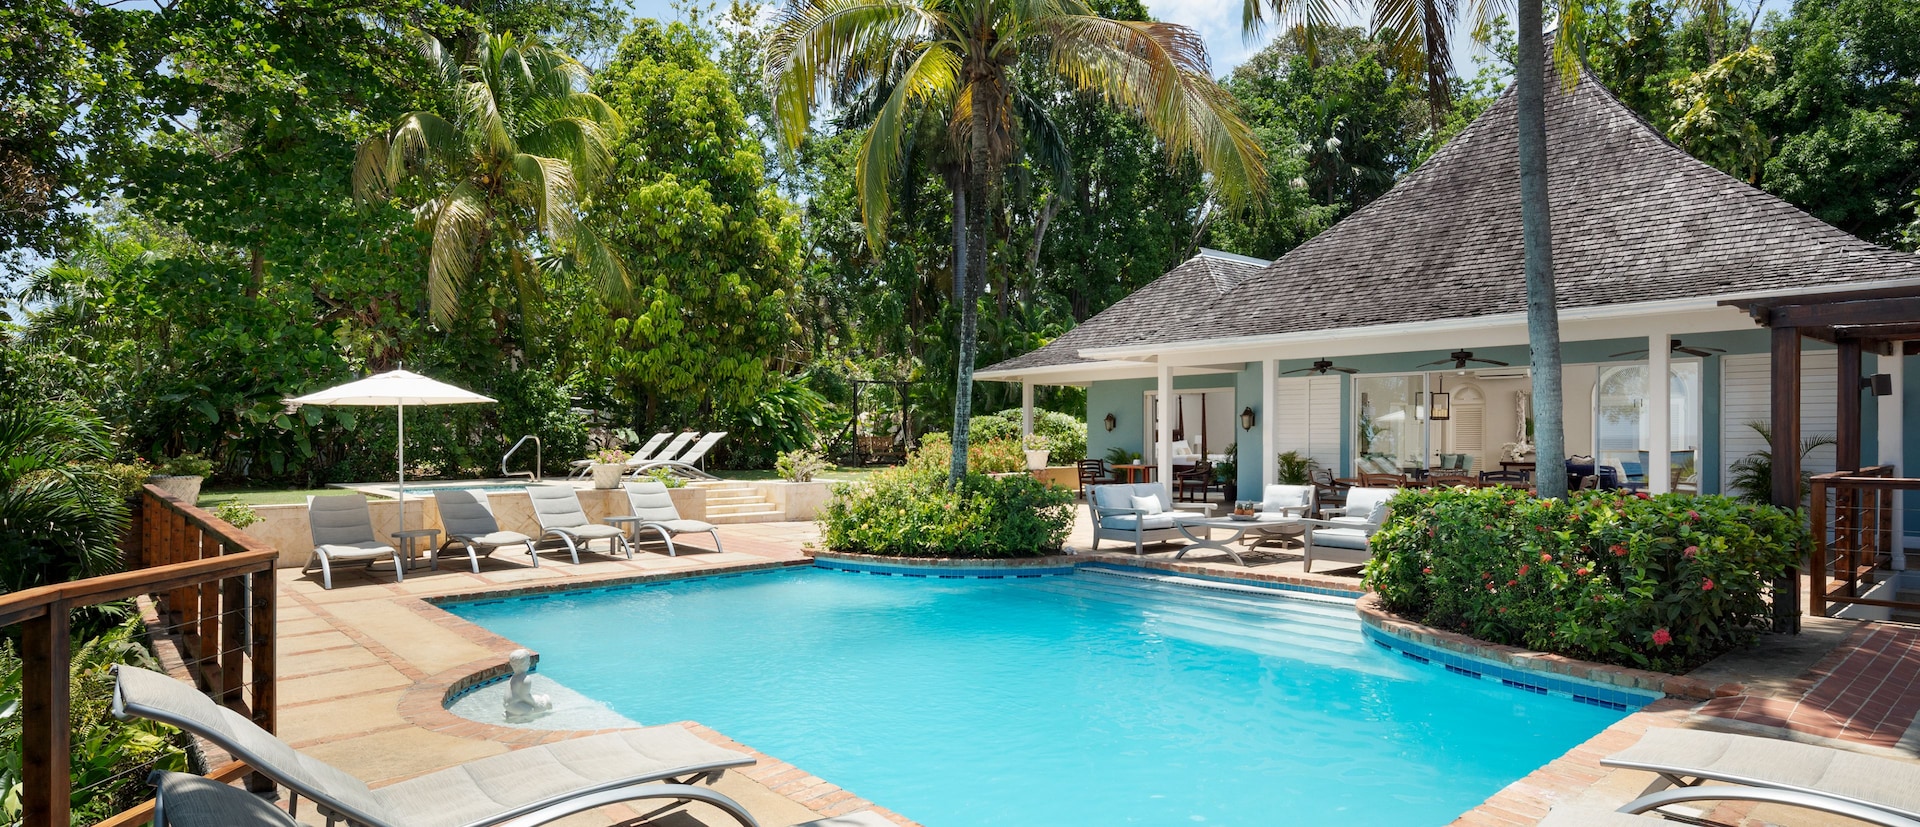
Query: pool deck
241 512 1920 827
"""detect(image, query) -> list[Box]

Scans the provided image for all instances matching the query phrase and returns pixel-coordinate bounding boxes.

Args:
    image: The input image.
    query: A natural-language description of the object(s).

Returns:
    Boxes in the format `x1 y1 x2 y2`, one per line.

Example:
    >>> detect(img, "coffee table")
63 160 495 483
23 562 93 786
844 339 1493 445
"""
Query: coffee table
1172 514 1302 566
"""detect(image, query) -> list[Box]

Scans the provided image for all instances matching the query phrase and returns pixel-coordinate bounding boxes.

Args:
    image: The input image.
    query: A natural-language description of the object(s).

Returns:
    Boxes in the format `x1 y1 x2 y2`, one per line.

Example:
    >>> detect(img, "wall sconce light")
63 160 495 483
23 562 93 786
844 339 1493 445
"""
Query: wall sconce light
1103 412 1117 432
1864 374 1893 396
1240 406 1256 430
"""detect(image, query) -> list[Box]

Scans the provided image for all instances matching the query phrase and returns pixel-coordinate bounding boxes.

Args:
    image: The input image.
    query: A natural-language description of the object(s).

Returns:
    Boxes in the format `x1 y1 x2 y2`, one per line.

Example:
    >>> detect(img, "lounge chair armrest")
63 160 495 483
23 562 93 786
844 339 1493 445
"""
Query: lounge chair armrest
1100 507 1148 518
489 783 760 827
1170 502 1215 515
1621 786 1920 827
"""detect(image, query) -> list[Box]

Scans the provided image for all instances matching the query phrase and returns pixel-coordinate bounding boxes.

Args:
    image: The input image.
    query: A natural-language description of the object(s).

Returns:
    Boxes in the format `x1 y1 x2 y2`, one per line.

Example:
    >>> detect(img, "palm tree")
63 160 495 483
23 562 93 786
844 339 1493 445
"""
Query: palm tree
0 403 128 592
1728 421 1836 505
765 0 1267 484
352 31 625 328
1242 0 1503 124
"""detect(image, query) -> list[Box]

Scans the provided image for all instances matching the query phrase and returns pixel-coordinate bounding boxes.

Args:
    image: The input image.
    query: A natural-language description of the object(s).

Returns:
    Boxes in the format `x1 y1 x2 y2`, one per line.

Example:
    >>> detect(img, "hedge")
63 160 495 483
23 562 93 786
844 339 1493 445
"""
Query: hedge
1363 487 1807 672
817 465 1075 558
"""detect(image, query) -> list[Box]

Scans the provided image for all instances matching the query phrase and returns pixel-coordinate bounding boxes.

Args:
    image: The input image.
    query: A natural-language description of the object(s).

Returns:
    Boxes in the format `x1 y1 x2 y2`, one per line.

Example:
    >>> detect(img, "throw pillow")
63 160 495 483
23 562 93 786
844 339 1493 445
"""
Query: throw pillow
1129 495 1163 515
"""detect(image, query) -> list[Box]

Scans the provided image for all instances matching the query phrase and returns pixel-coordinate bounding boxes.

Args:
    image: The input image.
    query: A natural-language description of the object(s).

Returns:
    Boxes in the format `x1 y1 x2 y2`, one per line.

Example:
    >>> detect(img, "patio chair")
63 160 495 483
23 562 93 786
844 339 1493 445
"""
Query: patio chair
148 769 901 827
1425 471 1476 487
432 489 540 571
1358 471 1409 488
566 431 671 479
1310 467 1349 517
606 481 723 556
1174 461 1213 502
1087 482 1213 554
1076 459 1112 498
630 431 728 481
526 484 632 563
1479 469 1529 486
302 494 404 590
1538 786 1920 827
114 665 754 827
1600 727 1920 821
1298 486 1396 573
1242 484 1313 549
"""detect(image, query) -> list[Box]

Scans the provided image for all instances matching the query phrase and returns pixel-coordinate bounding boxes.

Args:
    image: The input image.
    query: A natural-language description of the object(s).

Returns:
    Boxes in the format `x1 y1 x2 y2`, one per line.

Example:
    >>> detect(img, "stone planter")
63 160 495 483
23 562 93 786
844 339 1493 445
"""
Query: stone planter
1024 449 1050 471
147 475 204 505
589 463 626 489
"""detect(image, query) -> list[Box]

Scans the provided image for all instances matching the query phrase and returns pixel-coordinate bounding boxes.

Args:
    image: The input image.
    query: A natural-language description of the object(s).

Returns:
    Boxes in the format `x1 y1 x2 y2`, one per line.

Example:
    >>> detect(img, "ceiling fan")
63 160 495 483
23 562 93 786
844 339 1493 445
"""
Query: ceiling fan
1609 339 1728 358
1418 350 1509 369
1282 359 1359 375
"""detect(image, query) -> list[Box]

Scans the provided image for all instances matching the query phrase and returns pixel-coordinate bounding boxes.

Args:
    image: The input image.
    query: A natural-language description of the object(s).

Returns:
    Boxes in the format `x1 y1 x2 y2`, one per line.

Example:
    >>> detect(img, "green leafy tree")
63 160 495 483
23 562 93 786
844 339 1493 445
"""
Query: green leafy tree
568 20 800 428
0 402 127 593
353 30 626 329
1668 44 1777 182
766 0 1267 484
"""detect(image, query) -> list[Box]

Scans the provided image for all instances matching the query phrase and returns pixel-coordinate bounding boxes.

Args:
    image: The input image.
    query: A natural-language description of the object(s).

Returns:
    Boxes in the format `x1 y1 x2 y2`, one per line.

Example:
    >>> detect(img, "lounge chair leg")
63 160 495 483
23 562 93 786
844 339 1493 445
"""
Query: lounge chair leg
708 529 723 555
466 546 480 574
525 541 540 568
392 553 404 583
564 536 580 564
662 535 677 557
317 554 333 590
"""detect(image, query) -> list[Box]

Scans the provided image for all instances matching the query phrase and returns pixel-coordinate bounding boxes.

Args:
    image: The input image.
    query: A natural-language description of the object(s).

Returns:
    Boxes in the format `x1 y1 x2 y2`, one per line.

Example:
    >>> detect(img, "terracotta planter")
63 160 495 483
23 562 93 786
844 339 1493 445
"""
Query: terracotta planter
589 463 626 489
147 475 204 505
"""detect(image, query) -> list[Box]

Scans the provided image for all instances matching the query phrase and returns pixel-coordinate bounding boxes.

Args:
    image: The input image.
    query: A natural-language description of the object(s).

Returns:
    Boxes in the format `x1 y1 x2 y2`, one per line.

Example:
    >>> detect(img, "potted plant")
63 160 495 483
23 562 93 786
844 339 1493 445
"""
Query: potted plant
1022 434 1052 471
1276 451 1315 485
589 448 629 489
1214 443 1238 503
148 453 214 504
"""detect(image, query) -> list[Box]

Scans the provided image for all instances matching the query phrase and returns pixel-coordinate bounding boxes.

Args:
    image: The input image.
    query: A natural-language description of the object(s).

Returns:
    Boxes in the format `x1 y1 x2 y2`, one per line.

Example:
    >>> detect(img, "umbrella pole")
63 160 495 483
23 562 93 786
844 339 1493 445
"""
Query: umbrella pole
397 401 405 532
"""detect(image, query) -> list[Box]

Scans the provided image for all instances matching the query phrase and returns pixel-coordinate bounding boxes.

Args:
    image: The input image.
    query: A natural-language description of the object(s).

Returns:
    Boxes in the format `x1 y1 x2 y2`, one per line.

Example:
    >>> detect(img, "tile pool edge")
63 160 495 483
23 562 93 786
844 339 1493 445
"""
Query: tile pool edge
424 557 812 607
1357 593 1730 703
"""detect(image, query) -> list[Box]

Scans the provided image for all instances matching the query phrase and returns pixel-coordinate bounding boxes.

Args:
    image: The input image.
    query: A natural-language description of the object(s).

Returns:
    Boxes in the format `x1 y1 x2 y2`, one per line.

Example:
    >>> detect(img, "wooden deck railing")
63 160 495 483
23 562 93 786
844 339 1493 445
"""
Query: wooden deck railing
5 484 278 827
1809 466 1914 617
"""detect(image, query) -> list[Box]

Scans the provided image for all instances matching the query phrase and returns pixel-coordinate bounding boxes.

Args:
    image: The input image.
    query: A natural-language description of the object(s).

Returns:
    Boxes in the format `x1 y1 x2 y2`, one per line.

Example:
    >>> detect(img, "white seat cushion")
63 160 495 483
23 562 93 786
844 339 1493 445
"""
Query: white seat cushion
648 519 716 534
455 530 533 547
1310 528 1371 550
1129 495 1164 515
314 541 394 560
1101 514 1178 531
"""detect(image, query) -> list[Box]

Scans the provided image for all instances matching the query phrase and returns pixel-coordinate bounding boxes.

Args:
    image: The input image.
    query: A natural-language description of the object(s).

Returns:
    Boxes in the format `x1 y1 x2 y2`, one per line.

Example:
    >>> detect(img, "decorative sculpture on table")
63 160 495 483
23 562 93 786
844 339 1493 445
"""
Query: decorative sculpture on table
503 648 552 722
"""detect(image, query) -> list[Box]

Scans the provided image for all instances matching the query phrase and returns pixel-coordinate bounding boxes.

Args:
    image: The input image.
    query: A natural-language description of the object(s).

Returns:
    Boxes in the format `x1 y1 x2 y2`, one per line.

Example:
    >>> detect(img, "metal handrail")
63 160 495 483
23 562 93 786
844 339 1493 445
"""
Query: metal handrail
502 434 543 481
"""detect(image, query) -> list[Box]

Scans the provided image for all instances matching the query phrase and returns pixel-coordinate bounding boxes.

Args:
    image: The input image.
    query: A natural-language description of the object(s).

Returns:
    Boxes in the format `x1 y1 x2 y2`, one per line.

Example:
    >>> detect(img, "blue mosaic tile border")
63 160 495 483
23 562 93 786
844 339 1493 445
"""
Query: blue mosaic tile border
811 557 1077 578
1081 562 1364 600
436 566 795 609
1361 625 1659 711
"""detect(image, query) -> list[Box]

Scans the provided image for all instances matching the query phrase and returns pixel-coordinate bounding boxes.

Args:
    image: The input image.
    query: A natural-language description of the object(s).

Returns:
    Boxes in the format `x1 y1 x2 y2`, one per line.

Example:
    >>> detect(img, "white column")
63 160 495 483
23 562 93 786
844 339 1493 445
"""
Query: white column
1157 362 1174 490
1879 354 1905 568
1261 358 1278 487
1647 334 1671 494
1020 380 1035 438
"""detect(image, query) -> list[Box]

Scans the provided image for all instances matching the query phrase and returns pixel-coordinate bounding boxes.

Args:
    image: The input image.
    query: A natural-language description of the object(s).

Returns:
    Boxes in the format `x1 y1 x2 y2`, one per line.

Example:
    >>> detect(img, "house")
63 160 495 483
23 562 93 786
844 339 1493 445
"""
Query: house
979 61 1920 555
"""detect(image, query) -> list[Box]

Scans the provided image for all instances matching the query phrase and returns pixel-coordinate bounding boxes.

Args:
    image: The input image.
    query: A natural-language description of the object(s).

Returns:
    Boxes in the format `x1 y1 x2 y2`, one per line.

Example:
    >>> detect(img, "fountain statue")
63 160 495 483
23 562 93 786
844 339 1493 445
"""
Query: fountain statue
503 649 552 723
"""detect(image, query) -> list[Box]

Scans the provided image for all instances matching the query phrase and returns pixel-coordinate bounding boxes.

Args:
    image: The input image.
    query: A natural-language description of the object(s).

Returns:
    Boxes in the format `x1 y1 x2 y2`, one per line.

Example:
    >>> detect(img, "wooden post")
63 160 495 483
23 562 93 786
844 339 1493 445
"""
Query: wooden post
221 569 245 711
1810 476 1829 615
199 530 222 695
1771 326 1803 631
248 566 278 793
1837 339 1863 471
21 603 71 827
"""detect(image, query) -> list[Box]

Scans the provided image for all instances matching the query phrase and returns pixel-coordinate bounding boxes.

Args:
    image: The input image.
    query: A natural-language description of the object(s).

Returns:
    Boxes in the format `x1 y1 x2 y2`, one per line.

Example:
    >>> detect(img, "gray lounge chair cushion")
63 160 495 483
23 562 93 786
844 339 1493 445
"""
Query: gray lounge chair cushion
154 773 296 827
1339 487 1395 524
308 494 382 547
623 482 687 523
554 523 626 540
314 540 399 561
1311 527 1372 550
647 518 717 534
526 485 596 529
1605 728 1920 817
455 530 536 547
372 727 754 827
1100 513 1179 531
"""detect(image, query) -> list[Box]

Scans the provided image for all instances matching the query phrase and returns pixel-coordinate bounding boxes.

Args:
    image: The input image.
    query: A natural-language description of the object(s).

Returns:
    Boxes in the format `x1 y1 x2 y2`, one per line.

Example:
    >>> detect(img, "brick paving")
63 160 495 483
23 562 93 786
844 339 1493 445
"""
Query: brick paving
249 507 1920 827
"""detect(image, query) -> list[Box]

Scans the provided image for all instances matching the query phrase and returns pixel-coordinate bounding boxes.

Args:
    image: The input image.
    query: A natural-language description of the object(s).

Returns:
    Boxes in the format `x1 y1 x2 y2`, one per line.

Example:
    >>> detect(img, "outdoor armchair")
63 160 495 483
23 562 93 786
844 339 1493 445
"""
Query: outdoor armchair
303 494 404 590
432 489 540 570
526 484 632 563
630 431 728 481
605 481 723 556
1297 486 1396 573
114 665 754 827
1086 483 1212 555
1241 484 1313 550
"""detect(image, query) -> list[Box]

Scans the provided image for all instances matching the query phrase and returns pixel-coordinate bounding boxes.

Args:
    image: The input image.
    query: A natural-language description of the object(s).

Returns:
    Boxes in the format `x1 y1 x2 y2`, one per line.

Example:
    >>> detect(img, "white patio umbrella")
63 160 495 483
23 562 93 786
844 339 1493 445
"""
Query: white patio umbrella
286 369 495 530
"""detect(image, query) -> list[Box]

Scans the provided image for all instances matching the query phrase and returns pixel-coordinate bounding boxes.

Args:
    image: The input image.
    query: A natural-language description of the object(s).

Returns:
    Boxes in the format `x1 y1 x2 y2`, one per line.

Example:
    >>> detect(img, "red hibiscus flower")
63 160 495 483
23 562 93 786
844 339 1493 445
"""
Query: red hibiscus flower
1652 628 1672 646
1683 545 1699 558
1702 578 1715 591
1540 552 1553 563
1611 544 1628 557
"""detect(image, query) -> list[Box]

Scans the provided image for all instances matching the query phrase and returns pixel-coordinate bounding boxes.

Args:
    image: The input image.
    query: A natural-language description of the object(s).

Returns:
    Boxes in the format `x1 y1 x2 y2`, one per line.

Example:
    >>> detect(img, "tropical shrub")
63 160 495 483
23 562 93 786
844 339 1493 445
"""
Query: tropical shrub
640 467 686 489
0 617 191 824
776 450 828 482
910 433 1025 475
210 500 262 529
817 466 1075 558
1726 421 1837 504
971 409 1088 461
153 453 214 478
1276 451 1316 485
1365 487 1807 672
0 404 131 593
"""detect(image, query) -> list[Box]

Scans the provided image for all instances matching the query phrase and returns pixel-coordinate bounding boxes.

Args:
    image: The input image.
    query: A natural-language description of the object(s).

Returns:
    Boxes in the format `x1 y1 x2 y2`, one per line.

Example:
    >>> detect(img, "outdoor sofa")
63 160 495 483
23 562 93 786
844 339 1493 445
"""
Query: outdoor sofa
1087 482 1212 554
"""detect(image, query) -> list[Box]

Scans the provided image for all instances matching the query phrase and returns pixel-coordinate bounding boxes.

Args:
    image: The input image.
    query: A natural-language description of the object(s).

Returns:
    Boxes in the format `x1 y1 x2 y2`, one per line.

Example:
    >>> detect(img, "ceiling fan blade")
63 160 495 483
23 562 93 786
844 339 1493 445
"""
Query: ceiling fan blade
1335 367 1359 374
1467 358 1509 367
1609 349 1648 358
1280 368 1311 375
1416 359 1449 367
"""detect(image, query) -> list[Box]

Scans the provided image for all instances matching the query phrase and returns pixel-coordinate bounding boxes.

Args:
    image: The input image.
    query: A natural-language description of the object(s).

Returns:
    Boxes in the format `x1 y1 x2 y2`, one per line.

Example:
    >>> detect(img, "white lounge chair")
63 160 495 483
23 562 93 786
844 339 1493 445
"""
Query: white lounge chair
114 665 753 827
526 483 632 562
630 431 728 480
432 489 539 570
148 769 902 827
566 431 672 479
605 481 723 556
1297 486 1395 573
1602 727 1920 821
1540 787 1920 827
302 494 404 589
1086 483 1212 554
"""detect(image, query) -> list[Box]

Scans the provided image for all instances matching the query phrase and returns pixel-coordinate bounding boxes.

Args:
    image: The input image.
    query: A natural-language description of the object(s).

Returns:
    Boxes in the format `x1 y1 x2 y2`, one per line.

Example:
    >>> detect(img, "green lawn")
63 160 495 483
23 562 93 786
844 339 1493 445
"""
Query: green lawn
719 465 891 483
197 487 349 507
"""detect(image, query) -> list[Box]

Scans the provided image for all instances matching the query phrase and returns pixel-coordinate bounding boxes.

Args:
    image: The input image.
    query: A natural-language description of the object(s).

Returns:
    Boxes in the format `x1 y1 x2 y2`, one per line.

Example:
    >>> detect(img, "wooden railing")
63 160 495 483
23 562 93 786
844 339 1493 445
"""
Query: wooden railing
1809 467 1913 618
5 484 278 827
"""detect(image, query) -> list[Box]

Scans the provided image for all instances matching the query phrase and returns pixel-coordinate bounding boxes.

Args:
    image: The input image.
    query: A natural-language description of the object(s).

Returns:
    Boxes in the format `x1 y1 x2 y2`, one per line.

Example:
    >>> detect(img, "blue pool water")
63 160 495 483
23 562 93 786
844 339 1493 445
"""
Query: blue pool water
448 567 1632 826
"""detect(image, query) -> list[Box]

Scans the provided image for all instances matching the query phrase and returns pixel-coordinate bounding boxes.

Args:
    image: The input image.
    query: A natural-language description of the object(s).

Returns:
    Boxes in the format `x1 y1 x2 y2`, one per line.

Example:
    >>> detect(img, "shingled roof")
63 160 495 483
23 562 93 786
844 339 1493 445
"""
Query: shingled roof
979 250 1269 374
984 62 1920 375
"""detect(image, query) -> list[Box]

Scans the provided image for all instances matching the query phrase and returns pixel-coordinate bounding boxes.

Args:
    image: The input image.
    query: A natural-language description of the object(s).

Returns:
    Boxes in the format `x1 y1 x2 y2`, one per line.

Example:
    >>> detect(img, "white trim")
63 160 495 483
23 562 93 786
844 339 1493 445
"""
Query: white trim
1196 247 1273 266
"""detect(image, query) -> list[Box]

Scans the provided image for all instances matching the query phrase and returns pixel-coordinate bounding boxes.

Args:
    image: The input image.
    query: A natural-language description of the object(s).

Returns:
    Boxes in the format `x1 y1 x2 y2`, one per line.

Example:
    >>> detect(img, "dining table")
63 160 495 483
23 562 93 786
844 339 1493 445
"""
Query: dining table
1112 463 1155 483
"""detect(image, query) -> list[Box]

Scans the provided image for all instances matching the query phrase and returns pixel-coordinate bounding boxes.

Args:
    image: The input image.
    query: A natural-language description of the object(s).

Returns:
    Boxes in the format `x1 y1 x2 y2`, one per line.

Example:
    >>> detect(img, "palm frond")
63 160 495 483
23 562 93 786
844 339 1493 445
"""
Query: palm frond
509 152 580 243
385 111 461 188
764 0 946 148
350 135 393 204
1241 0 1353 63
855 42 962 248
517 116 615 188
1012 91 1072 188
422 183 489 323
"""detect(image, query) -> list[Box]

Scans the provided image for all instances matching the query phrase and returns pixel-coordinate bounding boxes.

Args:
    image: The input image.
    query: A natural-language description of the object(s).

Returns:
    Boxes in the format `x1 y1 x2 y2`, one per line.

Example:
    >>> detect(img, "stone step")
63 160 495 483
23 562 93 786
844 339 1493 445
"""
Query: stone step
707 510 789 525
709 502 781 516
706 494 765 506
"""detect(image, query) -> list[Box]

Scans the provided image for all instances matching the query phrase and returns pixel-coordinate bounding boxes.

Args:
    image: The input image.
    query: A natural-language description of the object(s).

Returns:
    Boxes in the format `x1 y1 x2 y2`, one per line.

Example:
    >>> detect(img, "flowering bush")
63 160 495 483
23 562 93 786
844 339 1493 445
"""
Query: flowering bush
775 449 828 482
592 447 630 465
1364 487 1806 672
908 433 1026 474
817 466 1074 558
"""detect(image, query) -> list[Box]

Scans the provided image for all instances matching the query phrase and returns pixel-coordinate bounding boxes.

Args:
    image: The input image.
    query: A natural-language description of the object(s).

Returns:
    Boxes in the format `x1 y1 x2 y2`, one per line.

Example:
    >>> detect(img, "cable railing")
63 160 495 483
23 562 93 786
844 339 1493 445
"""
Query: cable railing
6 484 278 827
1808 466 1913 618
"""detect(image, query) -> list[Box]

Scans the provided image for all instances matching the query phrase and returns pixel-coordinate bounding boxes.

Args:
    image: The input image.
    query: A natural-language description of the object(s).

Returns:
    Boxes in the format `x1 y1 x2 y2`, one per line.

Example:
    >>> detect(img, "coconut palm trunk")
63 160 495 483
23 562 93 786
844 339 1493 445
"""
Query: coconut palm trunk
1516 0 1566 499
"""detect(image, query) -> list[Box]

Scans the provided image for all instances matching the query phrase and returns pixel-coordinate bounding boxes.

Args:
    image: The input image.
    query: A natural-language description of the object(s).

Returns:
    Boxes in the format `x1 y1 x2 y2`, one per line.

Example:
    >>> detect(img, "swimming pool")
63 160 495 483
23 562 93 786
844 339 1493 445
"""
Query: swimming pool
448 566 1635 826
